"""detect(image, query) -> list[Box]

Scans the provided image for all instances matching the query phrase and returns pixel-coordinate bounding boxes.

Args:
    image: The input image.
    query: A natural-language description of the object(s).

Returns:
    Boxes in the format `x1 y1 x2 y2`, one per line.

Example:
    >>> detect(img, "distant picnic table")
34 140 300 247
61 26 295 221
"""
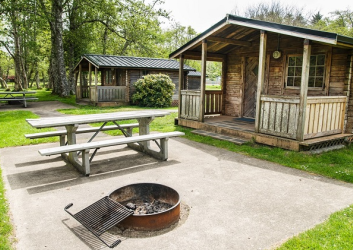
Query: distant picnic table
0 91 38 108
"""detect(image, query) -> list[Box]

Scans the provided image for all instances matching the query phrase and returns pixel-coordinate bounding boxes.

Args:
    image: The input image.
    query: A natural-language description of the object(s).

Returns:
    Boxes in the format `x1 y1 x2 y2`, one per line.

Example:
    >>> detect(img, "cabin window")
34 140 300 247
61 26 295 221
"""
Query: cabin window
286 54 325 88
142 70 149 76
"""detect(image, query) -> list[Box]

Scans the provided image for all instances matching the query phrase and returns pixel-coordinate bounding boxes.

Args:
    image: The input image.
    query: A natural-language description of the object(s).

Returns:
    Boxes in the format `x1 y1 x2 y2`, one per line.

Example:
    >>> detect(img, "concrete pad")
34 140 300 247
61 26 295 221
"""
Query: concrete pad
2 135 353 250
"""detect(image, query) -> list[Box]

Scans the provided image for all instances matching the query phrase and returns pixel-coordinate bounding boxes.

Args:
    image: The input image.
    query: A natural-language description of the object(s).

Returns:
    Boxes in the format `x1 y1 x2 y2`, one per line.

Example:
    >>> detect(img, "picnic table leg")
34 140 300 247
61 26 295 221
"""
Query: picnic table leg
138 117 153 149
22 93 27 108
65 124 83 171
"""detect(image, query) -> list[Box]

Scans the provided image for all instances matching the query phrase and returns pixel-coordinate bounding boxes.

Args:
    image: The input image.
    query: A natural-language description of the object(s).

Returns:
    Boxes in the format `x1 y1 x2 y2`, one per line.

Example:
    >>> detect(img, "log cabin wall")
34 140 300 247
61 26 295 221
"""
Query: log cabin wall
223 32 353 120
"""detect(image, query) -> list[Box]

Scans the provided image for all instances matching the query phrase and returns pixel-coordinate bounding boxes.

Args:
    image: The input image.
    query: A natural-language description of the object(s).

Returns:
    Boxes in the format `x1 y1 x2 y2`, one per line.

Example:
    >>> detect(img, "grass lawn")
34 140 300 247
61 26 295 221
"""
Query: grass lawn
1 90 353 249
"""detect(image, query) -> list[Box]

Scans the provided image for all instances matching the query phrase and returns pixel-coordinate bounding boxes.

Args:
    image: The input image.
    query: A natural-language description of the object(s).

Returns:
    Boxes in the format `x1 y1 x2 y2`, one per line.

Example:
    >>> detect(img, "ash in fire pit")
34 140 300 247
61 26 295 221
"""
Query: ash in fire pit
109 183 180 231
124 199 173 215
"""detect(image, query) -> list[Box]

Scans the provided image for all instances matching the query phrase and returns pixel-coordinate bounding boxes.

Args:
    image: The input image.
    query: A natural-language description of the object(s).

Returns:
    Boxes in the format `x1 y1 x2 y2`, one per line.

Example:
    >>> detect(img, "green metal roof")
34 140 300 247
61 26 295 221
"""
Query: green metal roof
82 54 195 71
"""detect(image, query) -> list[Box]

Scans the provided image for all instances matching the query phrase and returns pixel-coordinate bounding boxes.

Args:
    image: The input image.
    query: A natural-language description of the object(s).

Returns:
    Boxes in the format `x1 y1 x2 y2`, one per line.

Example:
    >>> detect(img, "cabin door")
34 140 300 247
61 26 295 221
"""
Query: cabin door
243 57 258 118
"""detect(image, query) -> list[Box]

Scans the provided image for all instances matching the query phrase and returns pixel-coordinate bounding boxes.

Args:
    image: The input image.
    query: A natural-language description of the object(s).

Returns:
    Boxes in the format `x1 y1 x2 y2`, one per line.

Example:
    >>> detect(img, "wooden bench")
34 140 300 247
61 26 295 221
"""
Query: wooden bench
38 131 185 176
25 123 139 146
0 97 38 107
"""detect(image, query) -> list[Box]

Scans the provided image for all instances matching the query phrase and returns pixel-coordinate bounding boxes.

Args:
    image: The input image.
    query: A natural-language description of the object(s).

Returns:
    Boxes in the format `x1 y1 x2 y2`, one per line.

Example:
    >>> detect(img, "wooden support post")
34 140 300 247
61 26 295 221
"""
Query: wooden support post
221 55 227 115
255 30 267 132
88 63 92 87
78 64 82 99
95 67 98 87
200 39 207 122
178 54 184 120
297 39 311 141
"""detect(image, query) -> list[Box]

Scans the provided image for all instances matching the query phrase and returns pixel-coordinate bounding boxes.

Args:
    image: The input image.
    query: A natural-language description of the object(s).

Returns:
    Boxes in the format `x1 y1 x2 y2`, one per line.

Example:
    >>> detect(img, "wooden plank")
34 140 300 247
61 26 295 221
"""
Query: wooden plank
288 103 298 135
262 101 270 130
261 96 300 103
327 103 333 131
304 103 311 135
282 103 290 133
275 102 283 133
207 36 252 47
331 103 337 130
255 31 267 132
269 101 276 131
312 104 319 133
322 103 329 132
308 104 315 134
335 102 341 130
317 103 324 133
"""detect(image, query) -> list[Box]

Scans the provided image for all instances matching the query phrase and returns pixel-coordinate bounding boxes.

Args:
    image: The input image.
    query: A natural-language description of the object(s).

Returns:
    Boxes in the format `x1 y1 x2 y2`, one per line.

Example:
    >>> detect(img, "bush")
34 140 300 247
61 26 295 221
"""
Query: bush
132 74 175 107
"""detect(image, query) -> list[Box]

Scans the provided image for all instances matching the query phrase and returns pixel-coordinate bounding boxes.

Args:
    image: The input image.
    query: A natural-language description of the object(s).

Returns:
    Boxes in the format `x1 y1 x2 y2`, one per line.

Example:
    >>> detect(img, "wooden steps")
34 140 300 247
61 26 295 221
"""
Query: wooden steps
191 130 249 145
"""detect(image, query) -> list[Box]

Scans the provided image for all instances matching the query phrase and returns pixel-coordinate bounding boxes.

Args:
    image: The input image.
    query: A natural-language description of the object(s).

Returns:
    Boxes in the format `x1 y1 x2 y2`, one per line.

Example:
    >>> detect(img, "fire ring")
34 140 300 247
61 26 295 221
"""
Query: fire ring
108 183 180 231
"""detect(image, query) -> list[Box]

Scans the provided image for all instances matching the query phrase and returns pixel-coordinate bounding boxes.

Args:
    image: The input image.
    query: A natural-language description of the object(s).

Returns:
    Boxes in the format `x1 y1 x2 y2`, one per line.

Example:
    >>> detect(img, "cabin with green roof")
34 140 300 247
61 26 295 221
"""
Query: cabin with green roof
74 54 196 106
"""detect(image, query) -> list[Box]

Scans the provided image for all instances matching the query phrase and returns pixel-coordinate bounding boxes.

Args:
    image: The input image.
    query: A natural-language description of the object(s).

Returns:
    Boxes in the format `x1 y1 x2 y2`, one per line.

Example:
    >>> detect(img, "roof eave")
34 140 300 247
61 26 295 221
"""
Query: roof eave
226 19 337 45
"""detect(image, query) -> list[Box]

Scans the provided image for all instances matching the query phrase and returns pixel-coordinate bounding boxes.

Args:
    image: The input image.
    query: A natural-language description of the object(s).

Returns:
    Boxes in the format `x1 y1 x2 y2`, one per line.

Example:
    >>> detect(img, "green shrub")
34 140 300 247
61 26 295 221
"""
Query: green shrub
132 74 175 107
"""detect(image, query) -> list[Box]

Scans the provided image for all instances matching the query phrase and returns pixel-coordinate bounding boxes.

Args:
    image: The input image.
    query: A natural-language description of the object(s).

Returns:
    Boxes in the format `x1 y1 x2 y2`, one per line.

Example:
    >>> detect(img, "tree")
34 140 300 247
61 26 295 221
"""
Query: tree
0 0 31 90
38 0 70 96
237 1 311 27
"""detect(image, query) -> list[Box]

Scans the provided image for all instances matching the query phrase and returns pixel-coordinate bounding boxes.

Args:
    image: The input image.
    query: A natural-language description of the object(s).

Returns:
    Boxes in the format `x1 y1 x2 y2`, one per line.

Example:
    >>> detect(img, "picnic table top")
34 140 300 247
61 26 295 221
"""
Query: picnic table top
0 91 36 94
26 110 171 128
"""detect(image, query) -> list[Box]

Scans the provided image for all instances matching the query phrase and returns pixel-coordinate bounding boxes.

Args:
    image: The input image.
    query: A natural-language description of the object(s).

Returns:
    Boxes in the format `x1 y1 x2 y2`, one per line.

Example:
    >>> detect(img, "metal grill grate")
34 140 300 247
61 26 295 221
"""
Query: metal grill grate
65 197 133 248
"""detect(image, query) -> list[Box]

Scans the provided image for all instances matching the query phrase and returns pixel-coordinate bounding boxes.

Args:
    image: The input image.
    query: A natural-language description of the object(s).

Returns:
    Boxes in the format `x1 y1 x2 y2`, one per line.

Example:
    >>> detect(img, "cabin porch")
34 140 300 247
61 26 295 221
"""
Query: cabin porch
179 113 352 151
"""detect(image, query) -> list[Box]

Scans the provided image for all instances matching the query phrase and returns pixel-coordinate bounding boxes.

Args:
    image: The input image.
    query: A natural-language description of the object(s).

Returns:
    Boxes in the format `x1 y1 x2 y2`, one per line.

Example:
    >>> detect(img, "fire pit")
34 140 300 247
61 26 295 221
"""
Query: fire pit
109 183 180 231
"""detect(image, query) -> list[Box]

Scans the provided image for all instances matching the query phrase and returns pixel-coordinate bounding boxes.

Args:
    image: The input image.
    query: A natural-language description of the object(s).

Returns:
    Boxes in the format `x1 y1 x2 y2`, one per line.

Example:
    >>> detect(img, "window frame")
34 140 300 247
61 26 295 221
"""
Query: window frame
285 54 326 90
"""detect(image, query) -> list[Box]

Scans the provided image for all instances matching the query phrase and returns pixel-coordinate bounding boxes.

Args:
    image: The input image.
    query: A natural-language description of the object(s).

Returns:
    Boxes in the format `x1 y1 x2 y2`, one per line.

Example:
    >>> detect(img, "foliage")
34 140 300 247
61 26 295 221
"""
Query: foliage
277 204 353 249
132 74 175 107
241 1 310 27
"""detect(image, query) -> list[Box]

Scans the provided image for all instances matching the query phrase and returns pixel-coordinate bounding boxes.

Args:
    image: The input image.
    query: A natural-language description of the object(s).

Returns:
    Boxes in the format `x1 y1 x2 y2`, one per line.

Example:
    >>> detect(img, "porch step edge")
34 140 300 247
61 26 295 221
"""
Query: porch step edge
191 130 249 145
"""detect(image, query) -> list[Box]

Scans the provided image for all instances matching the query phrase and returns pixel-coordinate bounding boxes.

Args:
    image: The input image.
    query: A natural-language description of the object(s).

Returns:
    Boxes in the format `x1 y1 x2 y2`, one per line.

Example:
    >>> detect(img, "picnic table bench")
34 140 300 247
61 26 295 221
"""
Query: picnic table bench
26 111 184 176
0 91 37 107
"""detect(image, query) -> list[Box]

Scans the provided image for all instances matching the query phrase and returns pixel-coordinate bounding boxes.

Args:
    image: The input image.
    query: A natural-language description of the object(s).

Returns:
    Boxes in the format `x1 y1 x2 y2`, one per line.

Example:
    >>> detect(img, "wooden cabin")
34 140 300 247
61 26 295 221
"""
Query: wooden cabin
74 54 196 106
169 15 353 151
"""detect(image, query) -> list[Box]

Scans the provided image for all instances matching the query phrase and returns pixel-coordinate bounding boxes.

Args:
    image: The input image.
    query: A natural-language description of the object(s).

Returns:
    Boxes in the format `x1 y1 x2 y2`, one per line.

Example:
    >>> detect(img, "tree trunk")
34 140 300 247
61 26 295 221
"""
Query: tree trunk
0 77 8 89
48 0 70 97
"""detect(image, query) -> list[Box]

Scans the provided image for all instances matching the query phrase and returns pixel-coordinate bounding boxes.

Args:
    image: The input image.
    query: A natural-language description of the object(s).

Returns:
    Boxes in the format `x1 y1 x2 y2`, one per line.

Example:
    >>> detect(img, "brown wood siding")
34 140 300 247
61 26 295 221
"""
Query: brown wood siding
225 55 242 116
223 33 352 121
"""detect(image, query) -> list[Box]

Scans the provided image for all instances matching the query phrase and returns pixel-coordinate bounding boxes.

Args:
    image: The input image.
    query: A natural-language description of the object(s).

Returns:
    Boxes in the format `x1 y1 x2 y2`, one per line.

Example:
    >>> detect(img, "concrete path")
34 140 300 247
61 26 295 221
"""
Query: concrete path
1 101 353 250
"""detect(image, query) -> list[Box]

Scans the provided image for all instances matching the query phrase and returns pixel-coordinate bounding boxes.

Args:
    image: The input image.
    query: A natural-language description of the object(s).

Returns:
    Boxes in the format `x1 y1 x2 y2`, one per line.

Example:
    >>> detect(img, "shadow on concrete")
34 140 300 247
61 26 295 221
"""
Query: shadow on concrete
62 219 125 250
7 149 179 194
15 156 64 168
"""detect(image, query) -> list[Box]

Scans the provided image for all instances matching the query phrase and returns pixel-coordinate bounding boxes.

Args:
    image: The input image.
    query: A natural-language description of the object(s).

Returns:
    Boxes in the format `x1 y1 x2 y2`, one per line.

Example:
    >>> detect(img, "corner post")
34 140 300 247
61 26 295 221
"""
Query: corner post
200 39 207 122
297 39 311 141
178 54 184 121
255 30 267 132
88 62 92 87
95 67 98 102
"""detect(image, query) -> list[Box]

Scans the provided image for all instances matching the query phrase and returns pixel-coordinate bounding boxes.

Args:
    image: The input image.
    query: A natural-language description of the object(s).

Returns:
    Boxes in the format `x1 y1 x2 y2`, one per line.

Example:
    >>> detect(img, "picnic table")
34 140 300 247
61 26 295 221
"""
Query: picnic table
0 91 37 107
26 110 184 176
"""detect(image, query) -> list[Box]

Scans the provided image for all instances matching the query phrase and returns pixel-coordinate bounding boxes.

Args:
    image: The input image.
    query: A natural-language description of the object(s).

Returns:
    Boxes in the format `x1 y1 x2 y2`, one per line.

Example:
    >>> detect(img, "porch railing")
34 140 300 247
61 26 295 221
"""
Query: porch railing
90 86 126 102
180 90 223 120
304 96 347 139
259 95 347 140
205 90 222 115
180 90 200 120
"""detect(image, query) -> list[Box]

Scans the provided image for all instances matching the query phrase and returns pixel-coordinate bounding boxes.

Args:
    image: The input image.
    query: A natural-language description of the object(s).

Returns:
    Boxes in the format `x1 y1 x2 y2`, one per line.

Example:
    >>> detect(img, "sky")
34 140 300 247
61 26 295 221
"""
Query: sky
160 0 352 32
